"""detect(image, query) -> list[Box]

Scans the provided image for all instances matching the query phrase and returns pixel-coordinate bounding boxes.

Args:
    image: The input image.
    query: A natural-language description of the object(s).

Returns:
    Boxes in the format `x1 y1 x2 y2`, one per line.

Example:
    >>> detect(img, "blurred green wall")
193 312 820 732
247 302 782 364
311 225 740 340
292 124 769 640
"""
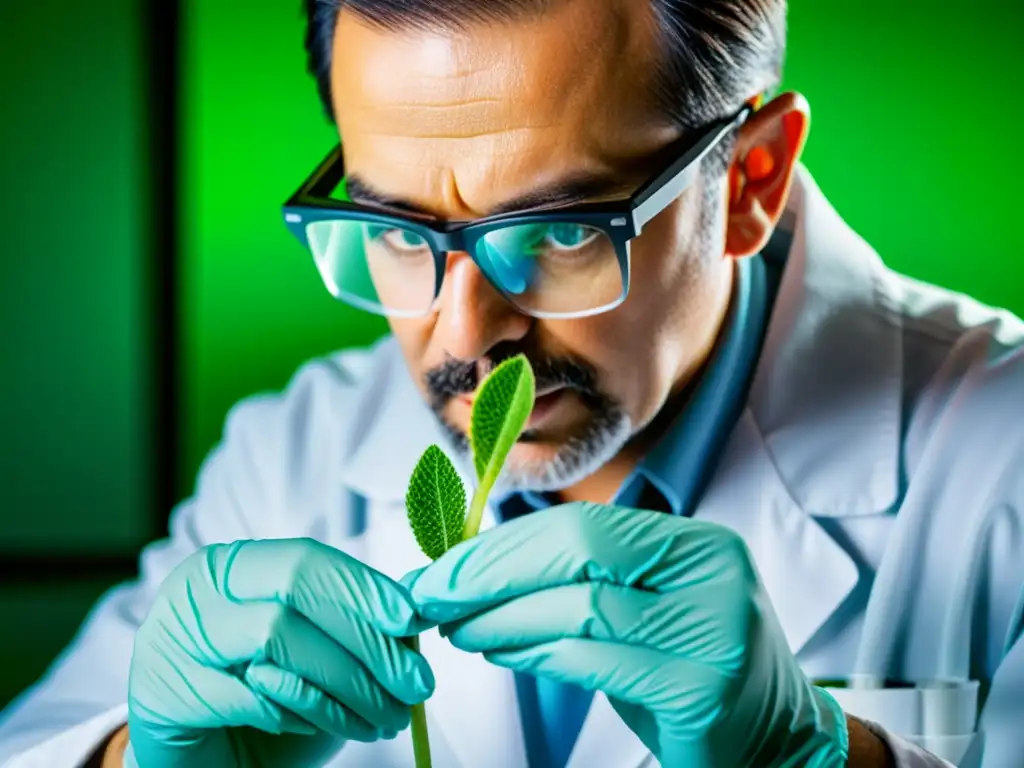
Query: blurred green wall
0 0 154 706
179 0 386 498
180 0 1024 495
0 4 152 553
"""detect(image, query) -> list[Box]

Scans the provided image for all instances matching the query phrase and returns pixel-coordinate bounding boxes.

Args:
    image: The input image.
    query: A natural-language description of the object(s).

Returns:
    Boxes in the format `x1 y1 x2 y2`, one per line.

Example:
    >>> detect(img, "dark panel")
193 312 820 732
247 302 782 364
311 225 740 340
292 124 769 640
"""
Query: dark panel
0 554 137 584
144 0 182 529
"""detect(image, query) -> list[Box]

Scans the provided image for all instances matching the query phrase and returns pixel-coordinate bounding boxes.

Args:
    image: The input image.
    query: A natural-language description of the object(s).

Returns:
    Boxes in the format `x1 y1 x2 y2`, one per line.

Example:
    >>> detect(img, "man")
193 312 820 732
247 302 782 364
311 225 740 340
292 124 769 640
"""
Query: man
1 0 1021 766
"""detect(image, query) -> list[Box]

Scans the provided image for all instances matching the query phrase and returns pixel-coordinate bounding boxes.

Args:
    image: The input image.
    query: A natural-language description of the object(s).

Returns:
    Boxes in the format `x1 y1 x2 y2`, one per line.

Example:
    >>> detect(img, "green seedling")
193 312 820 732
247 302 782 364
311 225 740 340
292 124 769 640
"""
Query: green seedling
403 354 536 768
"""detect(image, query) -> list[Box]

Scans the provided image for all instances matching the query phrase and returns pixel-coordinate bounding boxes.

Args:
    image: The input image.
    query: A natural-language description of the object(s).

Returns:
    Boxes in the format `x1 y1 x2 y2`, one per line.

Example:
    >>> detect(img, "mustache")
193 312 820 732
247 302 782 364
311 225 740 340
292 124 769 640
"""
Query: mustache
424 342 604 411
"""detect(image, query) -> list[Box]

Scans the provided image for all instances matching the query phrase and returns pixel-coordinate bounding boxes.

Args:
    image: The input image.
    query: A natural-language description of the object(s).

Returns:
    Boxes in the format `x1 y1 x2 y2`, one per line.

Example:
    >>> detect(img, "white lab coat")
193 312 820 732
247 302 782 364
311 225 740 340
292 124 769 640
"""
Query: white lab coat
1 166 1022 768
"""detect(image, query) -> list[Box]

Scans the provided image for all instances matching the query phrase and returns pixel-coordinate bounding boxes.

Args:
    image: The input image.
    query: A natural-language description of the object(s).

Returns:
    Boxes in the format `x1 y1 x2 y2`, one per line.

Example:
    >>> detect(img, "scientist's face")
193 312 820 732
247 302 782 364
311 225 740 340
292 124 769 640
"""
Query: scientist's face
329 0 786 491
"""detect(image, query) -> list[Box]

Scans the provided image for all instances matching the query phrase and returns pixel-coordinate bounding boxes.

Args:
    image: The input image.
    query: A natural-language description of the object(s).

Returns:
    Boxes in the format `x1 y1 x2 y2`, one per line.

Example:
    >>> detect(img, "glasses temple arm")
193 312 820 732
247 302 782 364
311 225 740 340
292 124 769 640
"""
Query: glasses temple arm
630 106 752 231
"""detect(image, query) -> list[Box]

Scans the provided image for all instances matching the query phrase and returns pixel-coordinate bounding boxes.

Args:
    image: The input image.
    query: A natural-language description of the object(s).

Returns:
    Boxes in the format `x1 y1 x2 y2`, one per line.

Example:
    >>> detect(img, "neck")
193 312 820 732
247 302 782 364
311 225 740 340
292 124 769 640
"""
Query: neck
556 451 638 505
557 259 738 506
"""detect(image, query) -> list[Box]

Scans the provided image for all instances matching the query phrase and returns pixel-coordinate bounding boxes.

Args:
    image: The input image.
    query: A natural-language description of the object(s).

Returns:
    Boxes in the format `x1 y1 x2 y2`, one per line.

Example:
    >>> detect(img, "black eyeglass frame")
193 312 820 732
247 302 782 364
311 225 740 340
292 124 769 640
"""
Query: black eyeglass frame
282 102 753 318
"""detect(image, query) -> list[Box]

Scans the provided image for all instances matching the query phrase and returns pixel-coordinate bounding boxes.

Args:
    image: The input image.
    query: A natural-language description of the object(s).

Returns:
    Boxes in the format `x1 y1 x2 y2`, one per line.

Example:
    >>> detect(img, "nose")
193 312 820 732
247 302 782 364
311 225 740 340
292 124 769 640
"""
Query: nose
433 251 532 361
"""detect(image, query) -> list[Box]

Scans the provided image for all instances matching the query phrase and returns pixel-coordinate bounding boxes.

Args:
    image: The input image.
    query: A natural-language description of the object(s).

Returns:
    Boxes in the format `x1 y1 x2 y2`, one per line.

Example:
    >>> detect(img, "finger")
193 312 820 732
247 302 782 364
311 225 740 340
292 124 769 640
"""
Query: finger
442 581 743 667
246 662 383 743
128 662 316 736
247 603 417 731
399 567 426 593
400 568 440 629
216 538 431 636
211 540 436 703
487 638 728 731
409 503 749 623
199 602 418 729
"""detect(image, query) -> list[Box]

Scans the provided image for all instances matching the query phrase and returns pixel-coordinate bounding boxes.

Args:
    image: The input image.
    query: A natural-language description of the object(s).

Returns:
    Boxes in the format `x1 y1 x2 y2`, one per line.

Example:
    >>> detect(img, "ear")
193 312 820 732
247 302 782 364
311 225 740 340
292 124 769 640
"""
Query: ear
724 91 811 259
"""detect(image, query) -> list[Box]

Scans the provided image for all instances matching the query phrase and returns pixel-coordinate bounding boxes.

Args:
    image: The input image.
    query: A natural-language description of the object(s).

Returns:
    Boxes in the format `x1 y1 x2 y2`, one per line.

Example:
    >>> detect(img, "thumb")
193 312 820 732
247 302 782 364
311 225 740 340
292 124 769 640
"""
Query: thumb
400 566 426 592
400 567 440 630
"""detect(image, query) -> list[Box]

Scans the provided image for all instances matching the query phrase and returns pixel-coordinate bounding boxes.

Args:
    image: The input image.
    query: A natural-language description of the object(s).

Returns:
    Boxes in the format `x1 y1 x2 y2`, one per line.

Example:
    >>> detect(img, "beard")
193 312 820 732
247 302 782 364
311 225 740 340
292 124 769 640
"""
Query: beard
423 341 633 493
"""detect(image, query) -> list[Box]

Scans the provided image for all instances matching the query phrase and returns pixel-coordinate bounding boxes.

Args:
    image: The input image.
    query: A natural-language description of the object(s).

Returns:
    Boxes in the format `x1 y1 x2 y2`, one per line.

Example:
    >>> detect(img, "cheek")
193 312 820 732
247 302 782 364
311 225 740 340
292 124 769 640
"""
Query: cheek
581 195 724 422
629 194 705 303
387 317 436 394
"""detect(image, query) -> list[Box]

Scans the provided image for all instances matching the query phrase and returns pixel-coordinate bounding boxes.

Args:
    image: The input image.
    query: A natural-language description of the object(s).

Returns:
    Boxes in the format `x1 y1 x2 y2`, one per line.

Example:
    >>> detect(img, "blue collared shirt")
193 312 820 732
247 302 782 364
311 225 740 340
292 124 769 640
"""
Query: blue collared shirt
494 252 774 768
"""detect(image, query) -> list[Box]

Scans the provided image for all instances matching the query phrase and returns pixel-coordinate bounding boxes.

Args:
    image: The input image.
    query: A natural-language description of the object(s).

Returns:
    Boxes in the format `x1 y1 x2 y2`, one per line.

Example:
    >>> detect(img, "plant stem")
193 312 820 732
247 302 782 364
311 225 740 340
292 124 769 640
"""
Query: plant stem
406 635 432 768
463 483 490 541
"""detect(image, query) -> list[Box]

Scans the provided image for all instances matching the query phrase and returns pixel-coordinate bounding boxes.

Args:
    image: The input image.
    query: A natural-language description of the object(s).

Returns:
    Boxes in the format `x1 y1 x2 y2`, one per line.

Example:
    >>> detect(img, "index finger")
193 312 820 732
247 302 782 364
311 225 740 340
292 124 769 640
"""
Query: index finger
218 538 434 635
407 502 744 623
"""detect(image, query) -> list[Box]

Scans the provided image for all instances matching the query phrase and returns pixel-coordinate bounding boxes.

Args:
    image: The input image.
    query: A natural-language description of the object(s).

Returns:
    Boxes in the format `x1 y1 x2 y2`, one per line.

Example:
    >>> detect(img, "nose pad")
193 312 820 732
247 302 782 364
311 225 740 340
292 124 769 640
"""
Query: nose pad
434 251 531 361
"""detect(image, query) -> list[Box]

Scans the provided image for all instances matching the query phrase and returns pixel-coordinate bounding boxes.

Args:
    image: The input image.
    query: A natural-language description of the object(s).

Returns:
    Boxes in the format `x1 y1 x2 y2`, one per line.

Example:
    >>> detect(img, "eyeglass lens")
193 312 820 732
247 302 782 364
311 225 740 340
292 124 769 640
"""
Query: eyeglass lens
305 218 624 318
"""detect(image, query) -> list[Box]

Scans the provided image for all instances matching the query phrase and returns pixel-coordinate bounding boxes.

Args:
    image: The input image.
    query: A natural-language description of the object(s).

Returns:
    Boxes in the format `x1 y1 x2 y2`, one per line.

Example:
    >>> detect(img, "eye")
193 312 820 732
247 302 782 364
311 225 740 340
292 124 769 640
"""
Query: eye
380 229 428 252
365 225 430 255
545 223 600 251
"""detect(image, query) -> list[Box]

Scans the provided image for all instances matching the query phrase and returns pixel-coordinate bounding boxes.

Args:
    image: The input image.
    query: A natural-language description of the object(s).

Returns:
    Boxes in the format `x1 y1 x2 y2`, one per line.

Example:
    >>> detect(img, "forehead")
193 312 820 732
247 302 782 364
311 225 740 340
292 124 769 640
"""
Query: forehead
328 0 677 216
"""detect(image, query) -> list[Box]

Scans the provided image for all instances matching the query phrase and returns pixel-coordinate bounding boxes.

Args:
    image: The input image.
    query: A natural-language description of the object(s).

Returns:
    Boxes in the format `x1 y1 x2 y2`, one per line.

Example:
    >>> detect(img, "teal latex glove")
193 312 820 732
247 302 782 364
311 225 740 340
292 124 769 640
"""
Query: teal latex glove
407 503 849 767
126 538 434 768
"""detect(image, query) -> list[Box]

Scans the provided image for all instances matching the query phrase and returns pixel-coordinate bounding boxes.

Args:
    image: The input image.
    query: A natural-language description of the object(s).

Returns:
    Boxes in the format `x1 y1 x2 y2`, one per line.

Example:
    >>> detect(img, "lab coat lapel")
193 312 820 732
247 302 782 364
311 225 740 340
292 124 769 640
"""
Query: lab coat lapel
690 165 904 654
748 166 904 519
695 409 859 655
563 407 863 768
338 342 450 505
564 424 862 768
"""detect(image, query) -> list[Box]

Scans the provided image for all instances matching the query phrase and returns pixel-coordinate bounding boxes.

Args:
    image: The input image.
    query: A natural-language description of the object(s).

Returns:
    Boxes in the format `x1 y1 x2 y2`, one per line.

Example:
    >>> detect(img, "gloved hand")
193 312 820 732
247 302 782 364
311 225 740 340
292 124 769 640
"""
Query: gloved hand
126 538 434 768
407 503 849 768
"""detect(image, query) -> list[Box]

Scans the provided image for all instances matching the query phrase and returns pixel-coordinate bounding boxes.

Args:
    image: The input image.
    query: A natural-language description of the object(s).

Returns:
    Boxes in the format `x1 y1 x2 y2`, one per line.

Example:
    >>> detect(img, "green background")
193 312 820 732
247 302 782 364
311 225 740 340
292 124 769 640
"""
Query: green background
1 0 1022 713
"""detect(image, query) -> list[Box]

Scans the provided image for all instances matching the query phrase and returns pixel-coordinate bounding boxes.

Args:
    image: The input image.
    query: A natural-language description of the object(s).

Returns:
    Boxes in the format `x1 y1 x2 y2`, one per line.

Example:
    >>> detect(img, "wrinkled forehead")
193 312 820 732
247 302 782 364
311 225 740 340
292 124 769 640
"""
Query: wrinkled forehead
327 0 677 217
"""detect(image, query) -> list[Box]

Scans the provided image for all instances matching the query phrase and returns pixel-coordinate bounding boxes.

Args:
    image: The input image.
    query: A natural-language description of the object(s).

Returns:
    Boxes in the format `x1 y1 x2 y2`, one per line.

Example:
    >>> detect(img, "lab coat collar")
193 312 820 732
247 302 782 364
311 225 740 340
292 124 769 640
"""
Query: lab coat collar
747 165 904 518
682 164 897 659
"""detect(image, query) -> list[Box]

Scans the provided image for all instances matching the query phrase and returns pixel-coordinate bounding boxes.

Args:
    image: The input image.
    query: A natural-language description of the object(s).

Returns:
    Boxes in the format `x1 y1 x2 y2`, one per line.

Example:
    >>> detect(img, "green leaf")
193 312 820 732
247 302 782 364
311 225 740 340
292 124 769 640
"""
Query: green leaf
464 354 535 539
405 445 467 560
470 355 536 482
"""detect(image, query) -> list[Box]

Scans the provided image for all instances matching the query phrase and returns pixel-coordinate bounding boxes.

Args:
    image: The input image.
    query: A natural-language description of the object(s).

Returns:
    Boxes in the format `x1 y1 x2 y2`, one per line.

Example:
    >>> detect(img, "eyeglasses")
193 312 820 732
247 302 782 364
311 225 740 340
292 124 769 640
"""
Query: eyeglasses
282 103 752 319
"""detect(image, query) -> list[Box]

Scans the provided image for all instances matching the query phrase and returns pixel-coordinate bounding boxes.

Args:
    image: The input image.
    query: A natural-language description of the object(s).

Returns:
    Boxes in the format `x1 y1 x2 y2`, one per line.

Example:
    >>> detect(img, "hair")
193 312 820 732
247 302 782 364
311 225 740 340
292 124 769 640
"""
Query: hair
302 0 787 176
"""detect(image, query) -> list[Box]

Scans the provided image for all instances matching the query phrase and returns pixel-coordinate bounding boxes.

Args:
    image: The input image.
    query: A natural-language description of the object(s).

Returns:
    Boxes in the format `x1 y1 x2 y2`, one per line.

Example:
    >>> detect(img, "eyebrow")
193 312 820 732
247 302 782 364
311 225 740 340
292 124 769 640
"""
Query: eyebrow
344 172 634 219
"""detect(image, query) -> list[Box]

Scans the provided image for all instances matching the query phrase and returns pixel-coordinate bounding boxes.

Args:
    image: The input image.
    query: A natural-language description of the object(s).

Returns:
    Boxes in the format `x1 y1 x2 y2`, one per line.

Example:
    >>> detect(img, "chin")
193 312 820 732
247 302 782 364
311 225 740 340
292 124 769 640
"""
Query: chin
497 428 633 494
438 395 634 493
504 440 563 472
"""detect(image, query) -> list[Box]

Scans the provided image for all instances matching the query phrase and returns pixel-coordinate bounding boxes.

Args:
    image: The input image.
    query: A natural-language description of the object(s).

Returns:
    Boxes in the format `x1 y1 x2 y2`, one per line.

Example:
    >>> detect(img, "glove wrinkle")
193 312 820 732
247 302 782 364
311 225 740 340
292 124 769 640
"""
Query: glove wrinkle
213 539 248 602
620 535 676 589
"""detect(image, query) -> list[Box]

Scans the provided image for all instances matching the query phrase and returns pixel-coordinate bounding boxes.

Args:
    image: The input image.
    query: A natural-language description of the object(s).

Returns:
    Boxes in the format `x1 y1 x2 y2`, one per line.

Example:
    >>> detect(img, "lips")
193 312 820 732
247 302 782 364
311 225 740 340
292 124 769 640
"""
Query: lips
459 385 564 407
535 385 565 398
526 388 567 427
